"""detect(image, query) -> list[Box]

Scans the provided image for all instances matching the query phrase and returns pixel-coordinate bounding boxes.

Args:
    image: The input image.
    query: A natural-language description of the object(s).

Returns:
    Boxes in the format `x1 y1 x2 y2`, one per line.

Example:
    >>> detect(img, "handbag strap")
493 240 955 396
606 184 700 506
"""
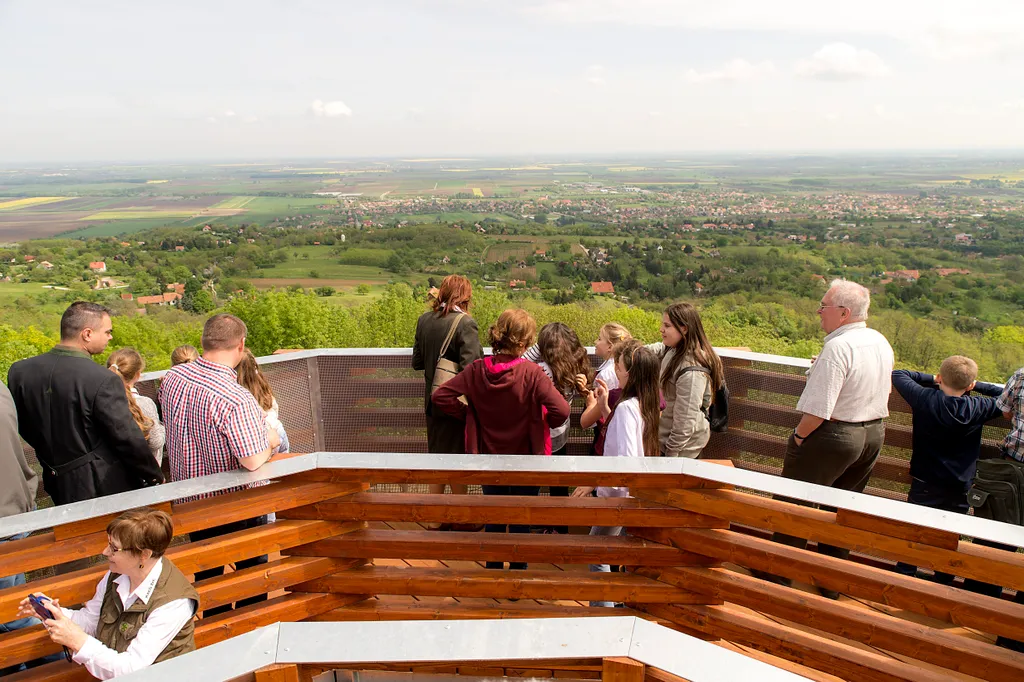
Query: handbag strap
437 313 466 359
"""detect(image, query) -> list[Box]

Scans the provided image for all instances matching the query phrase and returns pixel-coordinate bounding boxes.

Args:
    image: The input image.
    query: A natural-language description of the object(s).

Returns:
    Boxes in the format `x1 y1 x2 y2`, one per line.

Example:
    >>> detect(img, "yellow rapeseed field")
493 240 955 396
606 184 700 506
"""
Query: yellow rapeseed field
0 197 68 210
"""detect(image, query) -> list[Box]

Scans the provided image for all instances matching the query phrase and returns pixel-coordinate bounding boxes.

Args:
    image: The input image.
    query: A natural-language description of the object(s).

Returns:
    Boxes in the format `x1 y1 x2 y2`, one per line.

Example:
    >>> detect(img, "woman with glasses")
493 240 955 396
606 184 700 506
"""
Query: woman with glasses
18 508 198 679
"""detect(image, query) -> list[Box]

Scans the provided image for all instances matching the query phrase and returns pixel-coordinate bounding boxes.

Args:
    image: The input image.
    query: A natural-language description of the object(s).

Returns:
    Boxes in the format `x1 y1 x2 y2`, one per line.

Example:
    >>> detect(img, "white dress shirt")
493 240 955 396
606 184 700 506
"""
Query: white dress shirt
63 560 197 680
595 359 620 391
599 397 644 498
796 322 894 422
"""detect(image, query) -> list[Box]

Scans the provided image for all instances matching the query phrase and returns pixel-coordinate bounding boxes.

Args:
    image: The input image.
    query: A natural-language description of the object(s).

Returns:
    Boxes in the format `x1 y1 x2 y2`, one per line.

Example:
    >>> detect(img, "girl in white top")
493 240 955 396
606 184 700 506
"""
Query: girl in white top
592 323 633 392
572 341 662 606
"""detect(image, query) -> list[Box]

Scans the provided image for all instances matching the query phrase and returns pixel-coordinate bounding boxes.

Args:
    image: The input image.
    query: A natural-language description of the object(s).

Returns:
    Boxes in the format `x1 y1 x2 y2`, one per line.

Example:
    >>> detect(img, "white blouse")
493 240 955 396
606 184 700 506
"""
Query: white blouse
598 397 644 498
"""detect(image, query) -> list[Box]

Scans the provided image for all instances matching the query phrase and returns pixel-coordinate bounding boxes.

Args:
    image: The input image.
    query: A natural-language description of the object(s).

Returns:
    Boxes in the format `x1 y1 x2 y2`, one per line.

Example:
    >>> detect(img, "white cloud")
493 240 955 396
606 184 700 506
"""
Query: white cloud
242 115 259 123
310 99 353 117
585 64 606 86
1004 99 1024 110
796 43 889 80
205 116 218 124
684 59 776 84
223 110 236 117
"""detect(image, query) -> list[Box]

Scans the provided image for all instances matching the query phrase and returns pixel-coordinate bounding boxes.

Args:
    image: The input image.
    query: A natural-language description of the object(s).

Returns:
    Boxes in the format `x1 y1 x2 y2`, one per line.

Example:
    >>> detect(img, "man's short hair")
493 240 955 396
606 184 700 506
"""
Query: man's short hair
828 279 871 319
201 313 247 352
940 355 978 392
60 301 112 340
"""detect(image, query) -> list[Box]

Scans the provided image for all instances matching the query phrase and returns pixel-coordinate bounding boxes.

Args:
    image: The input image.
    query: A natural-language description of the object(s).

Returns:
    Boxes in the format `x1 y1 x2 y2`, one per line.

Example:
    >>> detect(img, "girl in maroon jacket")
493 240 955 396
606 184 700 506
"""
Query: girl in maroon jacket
432 308 570 570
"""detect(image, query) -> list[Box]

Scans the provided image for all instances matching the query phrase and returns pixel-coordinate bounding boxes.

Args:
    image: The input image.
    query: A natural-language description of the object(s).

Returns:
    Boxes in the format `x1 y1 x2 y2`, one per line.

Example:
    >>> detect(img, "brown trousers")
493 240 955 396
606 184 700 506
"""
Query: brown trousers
773 418 885 560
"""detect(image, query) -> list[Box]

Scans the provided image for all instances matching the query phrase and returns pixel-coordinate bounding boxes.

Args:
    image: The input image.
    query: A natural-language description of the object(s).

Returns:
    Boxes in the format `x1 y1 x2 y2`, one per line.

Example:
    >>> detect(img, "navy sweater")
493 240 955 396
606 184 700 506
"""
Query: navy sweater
891 370 1003 491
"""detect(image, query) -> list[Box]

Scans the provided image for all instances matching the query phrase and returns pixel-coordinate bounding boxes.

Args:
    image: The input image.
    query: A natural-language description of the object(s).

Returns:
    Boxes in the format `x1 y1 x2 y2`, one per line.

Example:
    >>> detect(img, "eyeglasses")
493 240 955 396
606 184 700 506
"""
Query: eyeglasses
107 542 125 554
817 304 849 312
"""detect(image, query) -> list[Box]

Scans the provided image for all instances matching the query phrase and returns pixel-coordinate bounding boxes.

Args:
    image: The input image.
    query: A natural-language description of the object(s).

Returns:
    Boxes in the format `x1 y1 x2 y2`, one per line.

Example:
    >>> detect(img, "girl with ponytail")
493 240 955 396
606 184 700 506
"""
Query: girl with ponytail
107 348 165 465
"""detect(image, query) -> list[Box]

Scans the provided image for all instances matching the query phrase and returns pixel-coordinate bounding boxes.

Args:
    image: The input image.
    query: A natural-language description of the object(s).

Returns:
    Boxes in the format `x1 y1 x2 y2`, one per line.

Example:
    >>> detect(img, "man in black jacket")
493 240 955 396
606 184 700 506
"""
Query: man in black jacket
7 301 163 506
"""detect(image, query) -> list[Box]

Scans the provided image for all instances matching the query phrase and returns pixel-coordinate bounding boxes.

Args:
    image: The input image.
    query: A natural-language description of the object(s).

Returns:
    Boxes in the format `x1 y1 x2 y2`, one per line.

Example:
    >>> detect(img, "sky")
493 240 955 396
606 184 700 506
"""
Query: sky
2 0 1024 162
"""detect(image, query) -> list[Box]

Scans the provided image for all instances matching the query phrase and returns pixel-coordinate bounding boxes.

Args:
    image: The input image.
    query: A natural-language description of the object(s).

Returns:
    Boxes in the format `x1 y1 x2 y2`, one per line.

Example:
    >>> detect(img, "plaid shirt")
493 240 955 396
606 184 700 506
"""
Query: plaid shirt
158 356 270 500
997 368 1024 461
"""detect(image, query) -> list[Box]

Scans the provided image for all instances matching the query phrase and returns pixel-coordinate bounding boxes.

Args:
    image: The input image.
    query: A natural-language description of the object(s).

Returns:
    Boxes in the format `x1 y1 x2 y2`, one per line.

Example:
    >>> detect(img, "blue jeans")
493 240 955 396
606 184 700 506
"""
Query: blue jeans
1 531 66 674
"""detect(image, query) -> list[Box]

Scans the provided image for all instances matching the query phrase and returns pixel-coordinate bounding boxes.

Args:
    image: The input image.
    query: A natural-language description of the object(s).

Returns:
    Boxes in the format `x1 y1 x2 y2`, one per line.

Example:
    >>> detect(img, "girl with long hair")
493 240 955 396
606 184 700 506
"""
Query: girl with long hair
523 322 593 532
593 323 632 390
648 302 724 458
412 274 483 512
236 349 290 454
107 348 165 465
572 341 661 605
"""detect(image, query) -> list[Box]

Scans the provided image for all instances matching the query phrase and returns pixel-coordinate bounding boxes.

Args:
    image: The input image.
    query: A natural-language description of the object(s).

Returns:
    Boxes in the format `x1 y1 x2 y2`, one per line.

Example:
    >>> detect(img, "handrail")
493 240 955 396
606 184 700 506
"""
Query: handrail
118 617 807 682
5 452 1022 548
137 346 819 382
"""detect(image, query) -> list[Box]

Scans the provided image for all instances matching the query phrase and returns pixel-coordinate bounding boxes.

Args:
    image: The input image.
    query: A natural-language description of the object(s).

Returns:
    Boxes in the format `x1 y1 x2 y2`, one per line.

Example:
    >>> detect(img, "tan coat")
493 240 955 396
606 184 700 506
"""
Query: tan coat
648 343 712 458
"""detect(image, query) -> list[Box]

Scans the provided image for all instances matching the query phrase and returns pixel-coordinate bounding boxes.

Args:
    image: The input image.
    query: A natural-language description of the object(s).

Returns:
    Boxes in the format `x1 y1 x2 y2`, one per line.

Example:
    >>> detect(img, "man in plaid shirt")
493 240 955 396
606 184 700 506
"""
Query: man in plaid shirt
998 367 1024 461
159 313 279 616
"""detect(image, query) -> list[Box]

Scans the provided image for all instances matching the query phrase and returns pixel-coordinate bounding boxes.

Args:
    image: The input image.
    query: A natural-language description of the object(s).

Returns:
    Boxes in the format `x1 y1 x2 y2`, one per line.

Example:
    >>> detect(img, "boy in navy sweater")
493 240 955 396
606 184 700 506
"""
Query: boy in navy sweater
891 356 1003 582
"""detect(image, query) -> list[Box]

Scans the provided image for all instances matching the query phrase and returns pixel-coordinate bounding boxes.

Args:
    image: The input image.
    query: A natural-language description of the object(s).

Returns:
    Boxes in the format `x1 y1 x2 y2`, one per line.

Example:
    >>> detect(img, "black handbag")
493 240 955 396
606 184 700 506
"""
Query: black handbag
968 458 1024 525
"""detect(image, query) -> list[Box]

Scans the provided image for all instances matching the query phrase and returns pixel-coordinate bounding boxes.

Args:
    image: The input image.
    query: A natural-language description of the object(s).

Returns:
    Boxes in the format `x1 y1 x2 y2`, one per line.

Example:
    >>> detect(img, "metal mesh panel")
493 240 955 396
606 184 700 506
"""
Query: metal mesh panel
260 357 318 454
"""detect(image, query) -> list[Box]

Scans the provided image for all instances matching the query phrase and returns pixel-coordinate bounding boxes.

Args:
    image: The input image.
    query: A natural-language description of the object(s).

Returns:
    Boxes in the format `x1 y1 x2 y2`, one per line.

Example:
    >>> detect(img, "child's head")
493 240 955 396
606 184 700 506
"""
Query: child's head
538 322 592 392
170 345 199 366
595 323 632 360
489 309 537 357
236 348 275 411
614 340 661 456
938 355 978 397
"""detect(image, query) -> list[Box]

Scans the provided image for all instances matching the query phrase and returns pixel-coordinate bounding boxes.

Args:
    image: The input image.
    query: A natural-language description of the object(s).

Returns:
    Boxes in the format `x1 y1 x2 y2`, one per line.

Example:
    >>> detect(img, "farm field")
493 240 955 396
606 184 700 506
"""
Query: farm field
484 241 543 263
0 197 72 210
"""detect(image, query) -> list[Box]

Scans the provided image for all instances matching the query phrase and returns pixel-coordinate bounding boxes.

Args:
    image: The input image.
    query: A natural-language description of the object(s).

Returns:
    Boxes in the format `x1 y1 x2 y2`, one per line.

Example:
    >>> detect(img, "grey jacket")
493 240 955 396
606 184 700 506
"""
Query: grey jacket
0 381 38 529
647 343 711 458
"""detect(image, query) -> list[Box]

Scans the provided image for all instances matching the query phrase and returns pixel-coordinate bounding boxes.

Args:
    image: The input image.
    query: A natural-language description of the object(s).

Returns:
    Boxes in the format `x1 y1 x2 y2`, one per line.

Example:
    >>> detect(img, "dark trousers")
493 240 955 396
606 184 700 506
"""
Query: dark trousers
190 515 269 617
481 484 540 569
773 419 884 561
895 478 968 583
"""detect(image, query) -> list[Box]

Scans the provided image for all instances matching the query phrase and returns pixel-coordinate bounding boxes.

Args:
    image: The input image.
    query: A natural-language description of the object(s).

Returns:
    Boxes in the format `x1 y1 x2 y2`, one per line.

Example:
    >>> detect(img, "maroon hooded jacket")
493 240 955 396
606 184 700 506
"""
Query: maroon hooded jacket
432 355 571 456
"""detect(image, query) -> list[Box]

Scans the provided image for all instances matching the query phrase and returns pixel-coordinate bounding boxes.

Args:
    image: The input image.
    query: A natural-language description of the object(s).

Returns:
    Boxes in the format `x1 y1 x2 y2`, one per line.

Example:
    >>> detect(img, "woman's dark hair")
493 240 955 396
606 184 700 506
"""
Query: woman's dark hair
432 274 472 316
615 340 661 457
660 302 724 402
537 322 592 396
489 309 536 356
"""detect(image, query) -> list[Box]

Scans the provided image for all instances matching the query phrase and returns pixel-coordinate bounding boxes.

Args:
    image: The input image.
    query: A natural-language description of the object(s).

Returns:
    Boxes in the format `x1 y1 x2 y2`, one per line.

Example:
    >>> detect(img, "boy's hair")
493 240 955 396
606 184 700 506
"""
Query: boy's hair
939 355 978 392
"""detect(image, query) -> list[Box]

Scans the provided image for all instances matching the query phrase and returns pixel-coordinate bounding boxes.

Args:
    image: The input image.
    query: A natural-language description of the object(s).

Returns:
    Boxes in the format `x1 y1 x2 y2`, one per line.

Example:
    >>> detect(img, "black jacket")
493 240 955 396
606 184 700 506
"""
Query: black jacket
412 310 483 416
891 370 1004 490
7 346 163 505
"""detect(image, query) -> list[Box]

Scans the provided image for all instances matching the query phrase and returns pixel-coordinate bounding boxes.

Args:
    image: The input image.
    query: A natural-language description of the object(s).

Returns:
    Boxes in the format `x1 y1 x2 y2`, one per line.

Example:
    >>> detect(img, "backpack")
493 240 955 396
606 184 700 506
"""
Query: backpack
968 458 1024 526
679 366 730 433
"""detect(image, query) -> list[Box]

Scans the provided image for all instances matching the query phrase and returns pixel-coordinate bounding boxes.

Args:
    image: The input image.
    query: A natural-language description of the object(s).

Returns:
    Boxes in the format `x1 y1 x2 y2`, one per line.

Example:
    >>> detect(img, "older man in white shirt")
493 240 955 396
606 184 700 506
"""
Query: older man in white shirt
770 279 894 593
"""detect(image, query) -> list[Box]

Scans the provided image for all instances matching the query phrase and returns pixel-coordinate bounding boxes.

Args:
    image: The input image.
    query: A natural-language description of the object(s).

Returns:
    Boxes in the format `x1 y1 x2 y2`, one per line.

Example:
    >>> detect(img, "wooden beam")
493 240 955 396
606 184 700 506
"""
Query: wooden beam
288 529 716 567
0 480 363 579
656 565 1024 682
835 508 959 551
254 664 300 682
653 527 1024 643
603 657 645 682
638 487 1024 591
278 493 727 529
639 603 953 682
644 666 692 682
53 502 173 541
291 565 715 604
199 556 366 612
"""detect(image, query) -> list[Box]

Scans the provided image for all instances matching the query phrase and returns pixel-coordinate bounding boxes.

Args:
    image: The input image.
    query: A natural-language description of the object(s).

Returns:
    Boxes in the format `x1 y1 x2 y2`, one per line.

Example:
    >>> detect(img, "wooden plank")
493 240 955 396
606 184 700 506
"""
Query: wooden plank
658 566 1024 682
663 527 1024 643
199 556 367 612
307 595 660 623
291 565 714 604
278 493 728 529
53 501 173 541
254 664 300 682
604 657 645 682
0 480 363 579
288 529 715 567
641 603 954 682
646 487 1024 591
290 468 732 490
836 508 959 551
0 520 356 623
645 666 693 682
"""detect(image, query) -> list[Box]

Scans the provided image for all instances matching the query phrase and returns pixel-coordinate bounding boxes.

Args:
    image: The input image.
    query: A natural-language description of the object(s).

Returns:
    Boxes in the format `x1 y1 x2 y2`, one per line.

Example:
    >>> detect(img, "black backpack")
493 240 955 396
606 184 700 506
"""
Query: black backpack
679 366 730 433
968 458 1024 526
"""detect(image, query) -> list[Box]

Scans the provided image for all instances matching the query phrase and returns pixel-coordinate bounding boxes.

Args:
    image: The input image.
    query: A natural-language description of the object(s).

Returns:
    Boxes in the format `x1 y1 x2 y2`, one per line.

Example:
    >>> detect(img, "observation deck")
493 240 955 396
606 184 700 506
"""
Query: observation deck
0 348 1020 682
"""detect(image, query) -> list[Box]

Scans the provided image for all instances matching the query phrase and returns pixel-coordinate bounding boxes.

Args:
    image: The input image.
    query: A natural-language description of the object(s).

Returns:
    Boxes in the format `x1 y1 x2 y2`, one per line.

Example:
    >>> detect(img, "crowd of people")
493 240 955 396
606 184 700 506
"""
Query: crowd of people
2 273 1024 673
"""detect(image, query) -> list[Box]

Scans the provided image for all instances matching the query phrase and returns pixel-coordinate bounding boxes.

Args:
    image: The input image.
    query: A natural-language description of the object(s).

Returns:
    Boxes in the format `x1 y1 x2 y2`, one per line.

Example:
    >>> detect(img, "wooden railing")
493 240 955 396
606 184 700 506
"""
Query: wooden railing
3 454 1024 681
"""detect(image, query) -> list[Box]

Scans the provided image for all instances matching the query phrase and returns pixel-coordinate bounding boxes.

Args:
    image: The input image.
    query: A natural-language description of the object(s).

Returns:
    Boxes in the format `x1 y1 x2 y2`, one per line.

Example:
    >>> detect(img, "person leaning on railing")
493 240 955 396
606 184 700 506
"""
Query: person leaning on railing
432 308 570 569
18 509 199 680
